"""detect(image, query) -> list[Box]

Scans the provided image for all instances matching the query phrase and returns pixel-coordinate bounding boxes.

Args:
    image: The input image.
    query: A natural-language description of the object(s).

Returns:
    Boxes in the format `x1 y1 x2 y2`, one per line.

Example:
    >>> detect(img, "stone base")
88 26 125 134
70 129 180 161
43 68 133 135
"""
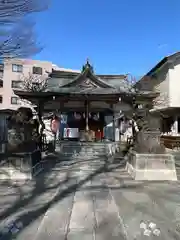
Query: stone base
0 166 31 180
0 163 43 181
0 150 43 181
126 152 177 181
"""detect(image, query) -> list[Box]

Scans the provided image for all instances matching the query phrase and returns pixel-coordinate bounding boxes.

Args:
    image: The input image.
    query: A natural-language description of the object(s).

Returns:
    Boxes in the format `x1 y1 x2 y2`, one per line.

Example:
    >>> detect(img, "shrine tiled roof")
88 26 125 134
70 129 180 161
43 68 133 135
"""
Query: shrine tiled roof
43 86 157 98
14 88 158 103
60 60 113 89
48 60 130 91
13 60 159 102
49 61 126 87
50 69 126 81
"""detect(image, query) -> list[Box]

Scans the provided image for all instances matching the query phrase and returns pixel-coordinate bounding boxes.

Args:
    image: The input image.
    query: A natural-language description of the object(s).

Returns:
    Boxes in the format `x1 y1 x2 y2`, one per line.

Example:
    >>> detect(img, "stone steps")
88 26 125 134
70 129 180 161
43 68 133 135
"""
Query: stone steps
57 142 117 161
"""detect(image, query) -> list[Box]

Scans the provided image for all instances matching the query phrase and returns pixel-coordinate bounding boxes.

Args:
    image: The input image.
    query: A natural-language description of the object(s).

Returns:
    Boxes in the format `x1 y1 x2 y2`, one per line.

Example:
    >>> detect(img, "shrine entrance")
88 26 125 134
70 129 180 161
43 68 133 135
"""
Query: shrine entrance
14 60 134 144
67 112 104 130
59 110 111 141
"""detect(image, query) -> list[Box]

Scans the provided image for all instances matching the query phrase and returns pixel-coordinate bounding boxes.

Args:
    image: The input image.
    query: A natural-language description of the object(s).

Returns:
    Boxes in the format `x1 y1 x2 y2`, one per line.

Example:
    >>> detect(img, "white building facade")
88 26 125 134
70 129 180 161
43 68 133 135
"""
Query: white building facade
136 52 180 136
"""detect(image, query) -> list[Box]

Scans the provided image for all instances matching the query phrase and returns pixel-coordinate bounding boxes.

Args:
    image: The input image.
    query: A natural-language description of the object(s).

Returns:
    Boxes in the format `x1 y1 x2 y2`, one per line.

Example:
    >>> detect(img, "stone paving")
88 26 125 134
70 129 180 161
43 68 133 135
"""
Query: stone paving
0 155 180 239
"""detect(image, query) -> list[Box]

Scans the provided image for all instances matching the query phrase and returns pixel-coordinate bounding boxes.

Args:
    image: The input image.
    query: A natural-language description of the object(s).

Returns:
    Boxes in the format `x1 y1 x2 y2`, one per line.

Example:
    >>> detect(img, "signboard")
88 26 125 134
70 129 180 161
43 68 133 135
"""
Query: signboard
64 128 79 138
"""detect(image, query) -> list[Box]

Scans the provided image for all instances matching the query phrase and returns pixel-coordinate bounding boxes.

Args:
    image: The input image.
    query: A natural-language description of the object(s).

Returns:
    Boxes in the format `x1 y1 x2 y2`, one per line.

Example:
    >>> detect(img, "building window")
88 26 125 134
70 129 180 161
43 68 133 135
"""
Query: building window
11 97 20 105
0 96 2 103
0 80 3 88
32 66 42 75
11 80 22 89
12 64 23 73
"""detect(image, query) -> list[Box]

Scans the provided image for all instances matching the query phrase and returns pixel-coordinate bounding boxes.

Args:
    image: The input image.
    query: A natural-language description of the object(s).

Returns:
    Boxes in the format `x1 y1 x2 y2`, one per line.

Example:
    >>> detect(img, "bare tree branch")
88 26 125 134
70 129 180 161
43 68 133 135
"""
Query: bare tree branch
20 72 49 92
0 0 51 59
0 20 43 59
0 0 50 22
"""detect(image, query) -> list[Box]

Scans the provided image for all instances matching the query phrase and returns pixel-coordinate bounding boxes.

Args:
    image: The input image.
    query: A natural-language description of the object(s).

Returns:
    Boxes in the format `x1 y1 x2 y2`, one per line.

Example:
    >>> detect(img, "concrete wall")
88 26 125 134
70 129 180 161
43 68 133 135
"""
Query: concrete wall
137 64 170 111
169 57 180 107
152 66 170 110
137 55 180 110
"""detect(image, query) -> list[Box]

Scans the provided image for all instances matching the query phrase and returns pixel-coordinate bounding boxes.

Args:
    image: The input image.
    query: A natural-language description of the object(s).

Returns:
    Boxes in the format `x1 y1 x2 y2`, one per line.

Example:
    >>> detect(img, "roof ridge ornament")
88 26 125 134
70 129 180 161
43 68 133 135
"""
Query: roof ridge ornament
82 58 94 73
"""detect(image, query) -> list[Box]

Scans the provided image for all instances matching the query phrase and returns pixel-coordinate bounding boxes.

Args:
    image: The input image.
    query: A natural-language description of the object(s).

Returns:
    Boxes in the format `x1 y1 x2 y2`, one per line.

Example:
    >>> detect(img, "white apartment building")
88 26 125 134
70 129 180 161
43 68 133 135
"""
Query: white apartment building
136 52 180 135
0 58 79 110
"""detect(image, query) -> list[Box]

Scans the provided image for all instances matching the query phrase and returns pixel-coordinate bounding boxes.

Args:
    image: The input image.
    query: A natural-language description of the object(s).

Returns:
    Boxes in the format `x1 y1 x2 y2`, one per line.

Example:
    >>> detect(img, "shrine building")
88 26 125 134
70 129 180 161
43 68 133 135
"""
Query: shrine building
14 60 156 142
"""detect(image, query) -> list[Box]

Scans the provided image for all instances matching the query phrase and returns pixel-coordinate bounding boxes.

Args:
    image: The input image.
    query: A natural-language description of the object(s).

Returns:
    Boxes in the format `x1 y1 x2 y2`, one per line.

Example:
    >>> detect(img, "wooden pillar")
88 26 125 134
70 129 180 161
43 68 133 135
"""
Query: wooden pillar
111 104 116 141
85 100 89 131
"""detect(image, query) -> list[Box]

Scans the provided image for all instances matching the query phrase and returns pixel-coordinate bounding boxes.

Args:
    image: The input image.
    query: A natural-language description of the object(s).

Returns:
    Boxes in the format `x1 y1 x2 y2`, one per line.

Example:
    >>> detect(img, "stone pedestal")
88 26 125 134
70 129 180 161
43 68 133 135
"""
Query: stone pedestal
126 112 177 180
0 149 43 180
126 151 177 181
126 131 177 181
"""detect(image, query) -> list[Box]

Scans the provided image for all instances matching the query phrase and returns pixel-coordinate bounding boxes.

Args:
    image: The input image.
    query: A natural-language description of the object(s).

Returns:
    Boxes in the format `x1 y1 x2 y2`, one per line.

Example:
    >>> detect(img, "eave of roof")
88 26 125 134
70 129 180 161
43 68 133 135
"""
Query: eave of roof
0 109 15 114
139 52 180 82
146 57 168 76
14 89 158 99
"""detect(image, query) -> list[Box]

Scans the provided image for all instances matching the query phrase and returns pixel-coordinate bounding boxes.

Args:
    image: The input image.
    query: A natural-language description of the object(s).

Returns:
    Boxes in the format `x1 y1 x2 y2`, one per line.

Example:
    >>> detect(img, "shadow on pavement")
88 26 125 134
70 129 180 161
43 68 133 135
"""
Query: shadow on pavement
0 152 130 239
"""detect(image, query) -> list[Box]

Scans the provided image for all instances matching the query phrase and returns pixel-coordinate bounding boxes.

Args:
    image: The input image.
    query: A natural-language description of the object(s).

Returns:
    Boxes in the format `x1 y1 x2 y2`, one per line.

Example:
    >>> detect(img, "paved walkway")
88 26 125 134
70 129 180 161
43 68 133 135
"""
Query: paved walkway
0 155 180 239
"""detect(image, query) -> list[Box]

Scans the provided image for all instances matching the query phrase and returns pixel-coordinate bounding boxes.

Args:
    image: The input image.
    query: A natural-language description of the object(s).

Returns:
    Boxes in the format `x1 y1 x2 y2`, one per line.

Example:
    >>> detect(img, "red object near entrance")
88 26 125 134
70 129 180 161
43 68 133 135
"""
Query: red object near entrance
95 130 102 140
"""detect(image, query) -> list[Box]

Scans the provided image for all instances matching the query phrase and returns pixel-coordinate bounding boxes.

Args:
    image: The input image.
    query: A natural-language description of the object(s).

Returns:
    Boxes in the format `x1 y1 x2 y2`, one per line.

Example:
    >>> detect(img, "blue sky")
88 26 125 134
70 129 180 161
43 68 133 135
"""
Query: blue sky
34 0 180 78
